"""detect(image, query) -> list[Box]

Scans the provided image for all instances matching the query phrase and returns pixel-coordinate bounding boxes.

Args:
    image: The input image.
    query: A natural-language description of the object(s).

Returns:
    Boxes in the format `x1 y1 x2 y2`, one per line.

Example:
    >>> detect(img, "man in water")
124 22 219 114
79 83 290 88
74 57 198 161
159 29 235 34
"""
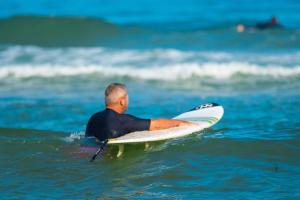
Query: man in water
86 83 194 141
255 16 283 30
236 16 283 33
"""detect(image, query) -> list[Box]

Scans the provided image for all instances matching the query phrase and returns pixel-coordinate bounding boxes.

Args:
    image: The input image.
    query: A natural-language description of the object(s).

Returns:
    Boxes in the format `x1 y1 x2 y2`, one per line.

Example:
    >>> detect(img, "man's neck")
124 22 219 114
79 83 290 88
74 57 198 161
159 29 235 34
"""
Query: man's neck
106 105 123 114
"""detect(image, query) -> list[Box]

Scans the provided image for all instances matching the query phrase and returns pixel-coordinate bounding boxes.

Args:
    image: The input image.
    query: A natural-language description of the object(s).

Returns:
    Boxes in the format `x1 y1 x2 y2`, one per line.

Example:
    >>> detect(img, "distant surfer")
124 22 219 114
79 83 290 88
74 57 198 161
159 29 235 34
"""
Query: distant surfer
85 83 194 141
236 16 283 33
255 16 283 30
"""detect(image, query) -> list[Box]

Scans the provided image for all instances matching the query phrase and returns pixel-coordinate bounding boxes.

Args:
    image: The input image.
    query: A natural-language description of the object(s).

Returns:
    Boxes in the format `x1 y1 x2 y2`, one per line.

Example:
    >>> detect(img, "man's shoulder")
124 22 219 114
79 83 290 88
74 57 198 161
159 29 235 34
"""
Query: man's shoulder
118 113 150 123
90 109 116 120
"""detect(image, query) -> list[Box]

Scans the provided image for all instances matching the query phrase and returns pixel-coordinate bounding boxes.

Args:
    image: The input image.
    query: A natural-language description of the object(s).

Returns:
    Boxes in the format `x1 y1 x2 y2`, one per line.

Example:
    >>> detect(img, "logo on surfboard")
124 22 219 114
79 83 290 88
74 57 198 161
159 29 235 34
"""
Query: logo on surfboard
191 103 218 111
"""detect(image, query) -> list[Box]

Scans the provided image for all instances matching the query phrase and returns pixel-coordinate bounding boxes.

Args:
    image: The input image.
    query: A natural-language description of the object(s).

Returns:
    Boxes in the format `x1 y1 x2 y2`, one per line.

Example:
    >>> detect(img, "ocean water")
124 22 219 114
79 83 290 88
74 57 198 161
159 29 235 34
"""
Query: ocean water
0 0 300 199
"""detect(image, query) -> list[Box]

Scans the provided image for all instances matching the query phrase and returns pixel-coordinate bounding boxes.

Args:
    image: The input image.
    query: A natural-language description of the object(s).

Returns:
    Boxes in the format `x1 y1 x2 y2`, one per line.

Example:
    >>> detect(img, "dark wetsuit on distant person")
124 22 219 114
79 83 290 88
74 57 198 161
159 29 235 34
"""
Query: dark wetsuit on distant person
86 108 150 141
256 16 283 30
236 16 283 33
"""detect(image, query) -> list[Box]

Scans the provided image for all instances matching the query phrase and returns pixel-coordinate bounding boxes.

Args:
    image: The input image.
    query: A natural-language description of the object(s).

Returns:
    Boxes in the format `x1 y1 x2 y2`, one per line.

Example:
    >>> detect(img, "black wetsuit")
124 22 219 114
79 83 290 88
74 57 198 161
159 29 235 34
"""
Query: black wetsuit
85 108 150 141
256 21 283 30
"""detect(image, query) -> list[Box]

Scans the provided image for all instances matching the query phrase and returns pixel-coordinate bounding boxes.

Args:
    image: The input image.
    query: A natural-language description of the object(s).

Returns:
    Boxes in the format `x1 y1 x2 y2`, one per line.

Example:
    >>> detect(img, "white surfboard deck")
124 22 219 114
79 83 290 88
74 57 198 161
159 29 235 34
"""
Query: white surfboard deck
108 103 224 145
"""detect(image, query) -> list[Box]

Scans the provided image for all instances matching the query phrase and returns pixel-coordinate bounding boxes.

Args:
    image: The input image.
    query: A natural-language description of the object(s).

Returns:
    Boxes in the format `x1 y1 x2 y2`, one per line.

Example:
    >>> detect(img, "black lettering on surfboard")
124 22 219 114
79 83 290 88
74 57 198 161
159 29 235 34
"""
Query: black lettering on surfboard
191 103 218 111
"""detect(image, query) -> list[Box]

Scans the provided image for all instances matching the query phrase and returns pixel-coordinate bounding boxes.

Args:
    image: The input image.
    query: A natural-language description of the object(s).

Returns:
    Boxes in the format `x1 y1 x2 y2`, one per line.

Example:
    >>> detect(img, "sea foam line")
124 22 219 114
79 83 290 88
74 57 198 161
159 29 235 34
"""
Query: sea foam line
0 62 299 80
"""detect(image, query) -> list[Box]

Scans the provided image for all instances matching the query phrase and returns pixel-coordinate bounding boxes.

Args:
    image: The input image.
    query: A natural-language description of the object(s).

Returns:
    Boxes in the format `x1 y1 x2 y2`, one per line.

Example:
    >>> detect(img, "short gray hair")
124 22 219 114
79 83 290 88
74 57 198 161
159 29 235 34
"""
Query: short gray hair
105 83 127 105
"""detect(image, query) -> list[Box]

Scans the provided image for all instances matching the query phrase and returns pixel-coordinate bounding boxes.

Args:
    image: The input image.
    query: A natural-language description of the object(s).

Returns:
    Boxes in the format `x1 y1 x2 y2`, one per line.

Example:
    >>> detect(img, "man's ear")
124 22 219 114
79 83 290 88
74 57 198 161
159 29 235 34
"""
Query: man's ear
120 98 125 106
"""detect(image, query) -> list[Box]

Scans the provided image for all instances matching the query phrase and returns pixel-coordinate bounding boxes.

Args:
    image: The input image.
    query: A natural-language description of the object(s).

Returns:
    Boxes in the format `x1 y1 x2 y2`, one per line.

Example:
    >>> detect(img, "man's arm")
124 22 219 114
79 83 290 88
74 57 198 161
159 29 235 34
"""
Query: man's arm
149 119 196 131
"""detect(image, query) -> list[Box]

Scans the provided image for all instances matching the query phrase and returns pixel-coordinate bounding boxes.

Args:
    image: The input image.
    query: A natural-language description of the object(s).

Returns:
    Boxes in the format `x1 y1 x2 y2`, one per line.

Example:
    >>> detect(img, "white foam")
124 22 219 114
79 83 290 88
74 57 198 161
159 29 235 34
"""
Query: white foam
0 62 299 80
64 131 85 142
0 46 300 80
2 45 299 66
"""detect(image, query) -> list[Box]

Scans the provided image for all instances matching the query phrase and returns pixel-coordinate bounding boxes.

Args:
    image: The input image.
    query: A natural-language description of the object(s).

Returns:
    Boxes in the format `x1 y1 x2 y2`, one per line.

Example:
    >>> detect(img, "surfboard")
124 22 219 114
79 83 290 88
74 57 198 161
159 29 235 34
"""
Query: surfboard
107 103 224 157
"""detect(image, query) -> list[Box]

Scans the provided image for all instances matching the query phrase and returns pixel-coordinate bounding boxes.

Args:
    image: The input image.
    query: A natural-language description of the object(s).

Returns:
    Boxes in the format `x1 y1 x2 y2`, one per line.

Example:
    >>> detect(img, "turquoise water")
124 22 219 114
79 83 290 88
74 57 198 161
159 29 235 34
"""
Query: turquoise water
0 0 300 199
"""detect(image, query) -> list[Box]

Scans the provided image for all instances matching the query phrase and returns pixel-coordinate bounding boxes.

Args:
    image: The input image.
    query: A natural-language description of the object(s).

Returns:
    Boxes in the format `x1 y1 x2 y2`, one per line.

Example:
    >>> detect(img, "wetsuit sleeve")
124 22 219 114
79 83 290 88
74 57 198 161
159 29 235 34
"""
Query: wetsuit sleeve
119 114 151 133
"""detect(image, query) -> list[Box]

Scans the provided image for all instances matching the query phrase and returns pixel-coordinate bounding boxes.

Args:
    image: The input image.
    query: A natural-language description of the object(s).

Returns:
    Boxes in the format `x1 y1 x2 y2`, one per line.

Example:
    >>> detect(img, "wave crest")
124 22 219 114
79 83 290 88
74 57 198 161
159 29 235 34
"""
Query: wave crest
0 62 299 80
0 46 299 81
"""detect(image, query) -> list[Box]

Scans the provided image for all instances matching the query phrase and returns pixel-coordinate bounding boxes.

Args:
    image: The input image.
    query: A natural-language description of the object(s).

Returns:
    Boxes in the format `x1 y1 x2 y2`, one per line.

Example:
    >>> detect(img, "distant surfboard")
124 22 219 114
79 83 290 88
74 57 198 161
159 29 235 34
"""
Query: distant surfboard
108 103 224 157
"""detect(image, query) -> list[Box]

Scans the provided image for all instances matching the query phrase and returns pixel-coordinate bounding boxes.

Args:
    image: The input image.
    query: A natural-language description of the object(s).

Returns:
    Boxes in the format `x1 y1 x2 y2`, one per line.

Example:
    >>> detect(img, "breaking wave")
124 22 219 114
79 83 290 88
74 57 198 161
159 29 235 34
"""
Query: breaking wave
0 63 300 80
0 46 300 80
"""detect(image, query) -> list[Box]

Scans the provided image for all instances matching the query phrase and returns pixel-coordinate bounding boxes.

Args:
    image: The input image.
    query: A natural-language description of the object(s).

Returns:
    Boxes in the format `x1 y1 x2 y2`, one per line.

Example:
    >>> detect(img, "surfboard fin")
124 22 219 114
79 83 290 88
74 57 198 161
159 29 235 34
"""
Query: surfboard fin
117 144 124 158
145 142 150 151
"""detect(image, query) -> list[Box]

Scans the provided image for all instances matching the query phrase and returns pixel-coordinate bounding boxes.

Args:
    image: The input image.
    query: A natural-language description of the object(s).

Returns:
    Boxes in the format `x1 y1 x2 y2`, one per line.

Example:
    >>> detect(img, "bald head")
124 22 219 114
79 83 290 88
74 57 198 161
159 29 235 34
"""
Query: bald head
105 83 128 107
